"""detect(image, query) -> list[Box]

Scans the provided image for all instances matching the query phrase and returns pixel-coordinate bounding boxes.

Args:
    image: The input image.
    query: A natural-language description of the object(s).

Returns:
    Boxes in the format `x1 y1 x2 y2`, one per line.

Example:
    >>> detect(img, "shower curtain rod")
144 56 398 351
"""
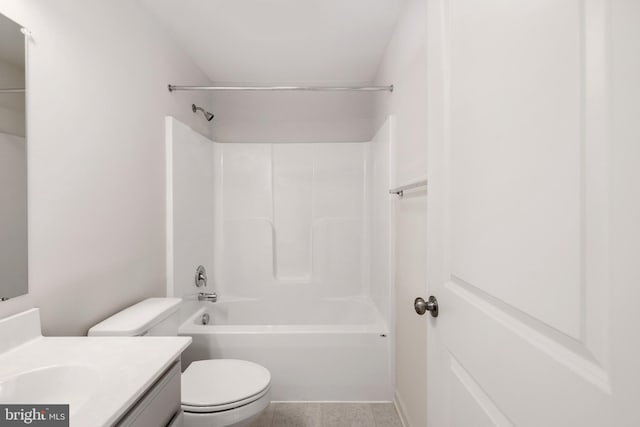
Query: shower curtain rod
0 88 25 93
168 84 393 92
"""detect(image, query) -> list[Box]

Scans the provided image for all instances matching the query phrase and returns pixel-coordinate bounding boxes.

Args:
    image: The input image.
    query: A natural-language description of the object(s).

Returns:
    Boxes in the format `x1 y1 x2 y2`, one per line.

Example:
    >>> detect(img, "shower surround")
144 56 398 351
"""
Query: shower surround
166 117 393 400
217 141 369 297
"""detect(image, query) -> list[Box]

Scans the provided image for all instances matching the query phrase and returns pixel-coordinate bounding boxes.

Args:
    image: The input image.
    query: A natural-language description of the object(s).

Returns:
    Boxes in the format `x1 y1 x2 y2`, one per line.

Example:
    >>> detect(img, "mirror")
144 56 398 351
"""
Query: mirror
0 12 27 301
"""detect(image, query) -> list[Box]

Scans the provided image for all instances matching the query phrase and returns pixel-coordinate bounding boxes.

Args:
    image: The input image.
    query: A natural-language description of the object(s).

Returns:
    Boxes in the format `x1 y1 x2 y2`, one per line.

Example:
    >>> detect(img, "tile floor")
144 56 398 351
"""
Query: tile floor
250 402 403 427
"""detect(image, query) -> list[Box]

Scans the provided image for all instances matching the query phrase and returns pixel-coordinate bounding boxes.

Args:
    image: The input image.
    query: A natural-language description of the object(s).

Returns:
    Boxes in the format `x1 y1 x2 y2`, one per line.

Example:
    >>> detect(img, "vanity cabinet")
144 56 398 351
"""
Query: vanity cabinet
116 361 182 427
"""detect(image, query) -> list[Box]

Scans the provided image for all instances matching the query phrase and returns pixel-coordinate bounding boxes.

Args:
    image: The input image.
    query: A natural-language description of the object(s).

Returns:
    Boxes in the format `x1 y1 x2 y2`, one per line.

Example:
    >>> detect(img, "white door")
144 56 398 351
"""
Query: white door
425 0 640 425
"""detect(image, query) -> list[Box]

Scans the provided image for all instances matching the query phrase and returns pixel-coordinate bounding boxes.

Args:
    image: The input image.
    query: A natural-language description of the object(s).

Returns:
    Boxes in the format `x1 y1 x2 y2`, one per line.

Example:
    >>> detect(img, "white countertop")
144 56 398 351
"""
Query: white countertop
0 335 191 426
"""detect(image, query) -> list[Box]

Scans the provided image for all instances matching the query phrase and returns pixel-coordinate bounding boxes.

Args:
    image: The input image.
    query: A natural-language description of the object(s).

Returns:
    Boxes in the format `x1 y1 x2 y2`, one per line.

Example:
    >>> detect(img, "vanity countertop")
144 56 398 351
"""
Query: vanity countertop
0 309 191 427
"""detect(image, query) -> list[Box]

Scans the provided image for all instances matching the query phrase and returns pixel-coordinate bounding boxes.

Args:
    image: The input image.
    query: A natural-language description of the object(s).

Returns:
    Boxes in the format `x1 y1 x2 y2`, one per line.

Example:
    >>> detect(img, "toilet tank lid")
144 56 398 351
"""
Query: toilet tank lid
88 298 182 336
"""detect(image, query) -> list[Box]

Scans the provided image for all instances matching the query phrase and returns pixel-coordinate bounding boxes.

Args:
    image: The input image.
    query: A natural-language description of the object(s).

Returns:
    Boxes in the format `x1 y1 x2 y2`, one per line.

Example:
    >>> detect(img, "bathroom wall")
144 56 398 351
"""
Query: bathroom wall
209 90 375 143
0 0 213 335
374 0 428 425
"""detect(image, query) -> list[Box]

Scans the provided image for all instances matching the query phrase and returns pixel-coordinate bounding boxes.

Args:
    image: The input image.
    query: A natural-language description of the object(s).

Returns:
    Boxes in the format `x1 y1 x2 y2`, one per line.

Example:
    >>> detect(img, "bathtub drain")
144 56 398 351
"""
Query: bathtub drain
201 312 210 325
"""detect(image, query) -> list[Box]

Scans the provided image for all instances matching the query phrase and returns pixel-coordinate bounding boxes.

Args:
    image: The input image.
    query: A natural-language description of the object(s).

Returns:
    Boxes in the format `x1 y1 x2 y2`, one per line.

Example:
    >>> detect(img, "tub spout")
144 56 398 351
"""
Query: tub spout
198 292 218 303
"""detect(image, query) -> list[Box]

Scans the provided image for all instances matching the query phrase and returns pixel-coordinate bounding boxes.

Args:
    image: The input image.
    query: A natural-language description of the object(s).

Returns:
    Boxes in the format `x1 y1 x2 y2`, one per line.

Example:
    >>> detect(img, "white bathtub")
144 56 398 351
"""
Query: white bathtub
178 298 392 401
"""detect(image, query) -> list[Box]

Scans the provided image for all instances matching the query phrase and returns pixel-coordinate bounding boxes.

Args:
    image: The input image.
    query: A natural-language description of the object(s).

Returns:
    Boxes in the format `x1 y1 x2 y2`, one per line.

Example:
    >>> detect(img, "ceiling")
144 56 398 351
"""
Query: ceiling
140 0 405 84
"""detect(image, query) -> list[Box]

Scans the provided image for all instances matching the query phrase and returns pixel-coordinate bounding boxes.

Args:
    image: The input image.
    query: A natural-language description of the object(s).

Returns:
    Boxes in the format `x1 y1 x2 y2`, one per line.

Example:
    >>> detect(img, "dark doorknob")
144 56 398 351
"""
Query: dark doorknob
414 296 439 317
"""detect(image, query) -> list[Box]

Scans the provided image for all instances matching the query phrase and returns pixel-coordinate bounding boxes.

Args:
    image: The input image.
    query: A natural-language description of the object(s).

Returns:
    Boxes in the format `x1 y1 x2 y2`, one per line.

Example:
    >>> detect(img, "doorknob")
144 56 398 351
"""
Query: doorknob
414 296 439 317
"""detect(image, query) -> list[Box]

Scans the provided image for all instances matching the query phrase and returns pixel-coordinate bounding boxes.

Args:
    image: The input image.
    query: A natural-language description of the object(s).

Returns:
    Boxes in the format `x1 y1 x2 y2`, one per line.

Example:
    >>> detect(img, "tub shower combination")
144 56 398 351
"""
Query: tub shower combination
166 116 394 402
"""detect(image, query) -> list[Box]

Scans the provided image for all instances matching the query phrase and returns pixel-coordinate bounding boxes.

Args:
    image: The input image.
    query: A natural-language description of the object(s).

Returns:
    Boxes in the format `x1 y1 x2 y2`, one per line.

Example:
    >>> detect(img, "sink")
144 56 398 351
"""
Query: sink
0 308 191 426
0 365 99 410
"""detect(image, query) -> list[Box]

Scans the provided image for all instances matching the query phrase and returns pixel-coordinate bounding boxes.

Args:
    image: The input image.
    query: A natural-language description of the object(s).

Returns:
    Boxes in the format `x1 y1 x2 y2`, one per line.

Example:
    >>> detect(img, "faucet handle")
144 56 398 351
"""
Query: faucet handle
195 265 207 287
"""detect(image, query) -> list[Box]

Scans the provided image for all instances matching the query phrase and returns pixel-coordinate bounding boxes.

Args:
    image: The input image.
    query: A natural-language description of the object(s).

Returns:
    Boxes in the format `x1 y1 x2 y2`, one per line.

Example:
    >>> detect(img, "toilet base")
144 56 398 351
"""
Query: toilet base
182 390 270 427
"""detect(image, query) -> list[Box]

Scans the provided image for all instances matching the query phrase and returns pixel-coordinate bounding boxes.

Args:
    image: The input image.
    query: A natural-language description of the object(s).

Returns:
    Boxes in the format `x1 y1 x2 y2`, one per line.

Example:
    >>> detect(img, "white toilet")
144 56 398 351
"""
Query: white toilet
88 298 271 427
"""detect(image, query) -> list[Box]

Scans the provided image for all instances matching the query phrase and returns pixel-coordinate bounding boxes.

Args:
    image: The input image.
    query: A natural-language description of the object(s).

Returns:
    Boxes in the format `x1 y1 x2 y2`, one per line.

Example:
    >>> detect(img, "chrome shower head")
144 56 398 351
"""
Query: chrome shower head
192 104 214 122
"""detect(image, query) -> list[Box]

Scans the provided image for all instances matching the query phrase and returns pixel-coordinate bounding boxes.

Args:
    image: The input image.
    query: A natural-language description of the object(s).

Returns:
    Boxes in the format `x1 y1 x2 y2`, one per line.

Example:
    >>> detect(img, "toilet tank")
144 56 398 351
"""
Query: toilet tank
88 298 182 337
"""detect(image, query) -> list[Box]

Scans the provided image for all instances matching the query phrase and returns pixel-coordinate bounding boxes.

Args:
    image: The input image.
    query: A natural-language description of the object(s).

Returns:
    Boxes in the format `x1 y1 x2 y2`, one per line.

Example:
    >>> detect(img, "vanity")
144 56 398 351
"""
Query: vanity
0 308 191 426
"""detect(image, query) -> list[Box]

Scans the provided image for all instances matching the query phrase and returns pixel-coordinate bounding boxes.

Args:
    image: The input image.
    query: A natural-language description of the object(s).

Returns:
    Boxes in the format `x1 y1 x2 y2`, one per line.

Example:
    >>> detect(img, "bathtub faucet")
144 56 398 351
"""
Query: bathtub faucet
198 292 218 303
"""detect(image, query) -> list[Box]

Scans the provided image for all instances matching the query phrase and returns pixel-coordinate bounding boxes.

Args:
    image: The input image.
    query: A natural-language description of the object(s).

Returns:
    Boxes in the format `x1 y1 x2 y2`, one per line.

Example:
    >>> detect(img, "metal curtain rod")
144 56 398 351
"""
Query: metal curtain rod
168 84 393 92
389 179 428 197
0 88 25 93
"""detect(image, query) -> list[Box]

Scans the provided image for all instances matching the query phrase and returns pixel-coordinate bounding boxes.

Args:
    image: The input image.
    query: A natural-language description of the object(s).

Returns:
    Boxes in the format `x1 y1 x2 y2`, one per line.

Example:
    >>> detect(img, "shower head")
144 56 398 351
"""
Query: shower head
192 104 214 121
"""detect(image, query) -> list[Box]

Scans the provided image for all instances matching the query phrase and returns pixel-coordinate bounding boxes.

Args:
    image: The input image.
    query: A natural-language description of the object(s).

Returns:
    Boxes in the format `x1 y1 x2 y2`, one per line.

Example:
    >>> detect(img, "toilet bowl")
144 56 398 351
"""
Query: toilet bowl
88 298 271 427
181 360 271 427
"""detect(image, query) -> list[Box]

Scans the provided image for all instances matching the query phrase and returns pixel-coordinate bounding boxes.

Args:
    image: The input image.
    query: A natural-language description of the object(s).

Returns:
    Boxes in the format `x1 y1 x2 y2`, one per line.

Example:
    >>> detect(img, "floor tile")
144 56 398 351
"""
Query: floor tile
321 403 375 427
270 402 322 427
249 402 403 427
371 403 403 427
249 402 275 427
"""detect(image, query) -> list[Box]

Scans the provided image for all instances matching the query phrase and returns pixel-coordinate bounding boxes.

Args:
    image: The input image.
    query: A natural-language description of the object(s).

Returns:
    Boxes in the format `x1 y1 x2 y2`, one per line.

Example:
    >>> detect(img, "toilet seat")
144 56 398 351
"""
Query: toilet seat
181 359 271 414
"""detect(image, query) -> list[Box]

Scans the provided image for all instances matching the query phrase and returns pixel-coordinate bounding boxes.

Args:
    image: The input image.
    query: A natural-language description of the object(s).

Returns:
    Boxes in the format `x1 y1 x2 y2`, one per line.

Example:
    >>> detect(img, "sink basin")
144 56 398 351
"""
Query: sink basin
0 365 100 410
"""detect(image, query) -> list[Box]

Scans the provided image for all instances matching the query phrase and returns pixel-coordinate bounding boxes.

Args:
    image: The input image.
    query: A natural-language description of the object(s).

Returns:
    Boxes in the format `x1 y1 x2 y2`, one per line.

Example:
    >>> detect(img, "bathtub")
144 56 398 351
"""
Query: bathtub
178 298 393 401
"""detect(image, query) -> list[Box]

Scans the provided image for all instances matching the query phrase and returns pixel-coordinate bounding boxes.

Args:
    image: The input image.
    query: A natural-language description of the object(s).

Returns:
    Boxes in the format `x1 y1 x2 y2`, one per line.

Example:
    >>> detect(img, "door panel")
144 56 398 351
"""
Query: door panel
449 357 512 427
426 0 622 425
449 0 584 339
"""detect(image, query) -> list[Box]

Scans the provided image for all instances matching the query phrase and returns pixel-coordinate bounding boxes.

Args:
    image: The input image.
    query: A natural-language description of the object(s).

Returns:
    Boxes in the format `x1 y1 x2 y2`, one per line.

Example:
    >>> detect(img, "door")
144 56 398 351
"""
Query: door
425 0 640 425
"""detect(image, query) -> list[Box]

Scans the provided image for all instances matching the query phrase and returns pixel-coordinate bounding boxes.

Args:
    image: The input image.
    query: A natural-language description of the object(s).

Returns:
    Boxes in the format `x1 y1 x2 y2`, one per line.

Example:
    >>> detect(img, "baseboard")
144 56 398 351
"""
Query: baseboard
394 391 410 427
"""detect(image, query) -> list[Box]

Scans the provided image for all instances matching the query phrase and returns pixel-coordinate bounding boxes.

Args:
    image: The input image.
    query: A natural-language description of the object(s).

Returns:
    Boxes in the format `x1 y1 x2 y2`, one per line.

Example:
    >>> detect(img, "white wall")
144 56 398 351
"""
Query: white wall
209 90 375 143
373 0 428 425
0 0 213 335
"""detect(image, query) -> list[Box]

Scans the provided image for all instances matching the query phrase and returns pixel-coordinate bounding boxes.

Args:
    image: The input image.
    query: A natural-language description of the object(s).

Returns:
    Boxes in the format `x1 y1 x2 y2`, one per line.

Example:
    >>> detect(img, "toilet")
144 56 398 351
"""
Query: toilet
88 298 271 427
